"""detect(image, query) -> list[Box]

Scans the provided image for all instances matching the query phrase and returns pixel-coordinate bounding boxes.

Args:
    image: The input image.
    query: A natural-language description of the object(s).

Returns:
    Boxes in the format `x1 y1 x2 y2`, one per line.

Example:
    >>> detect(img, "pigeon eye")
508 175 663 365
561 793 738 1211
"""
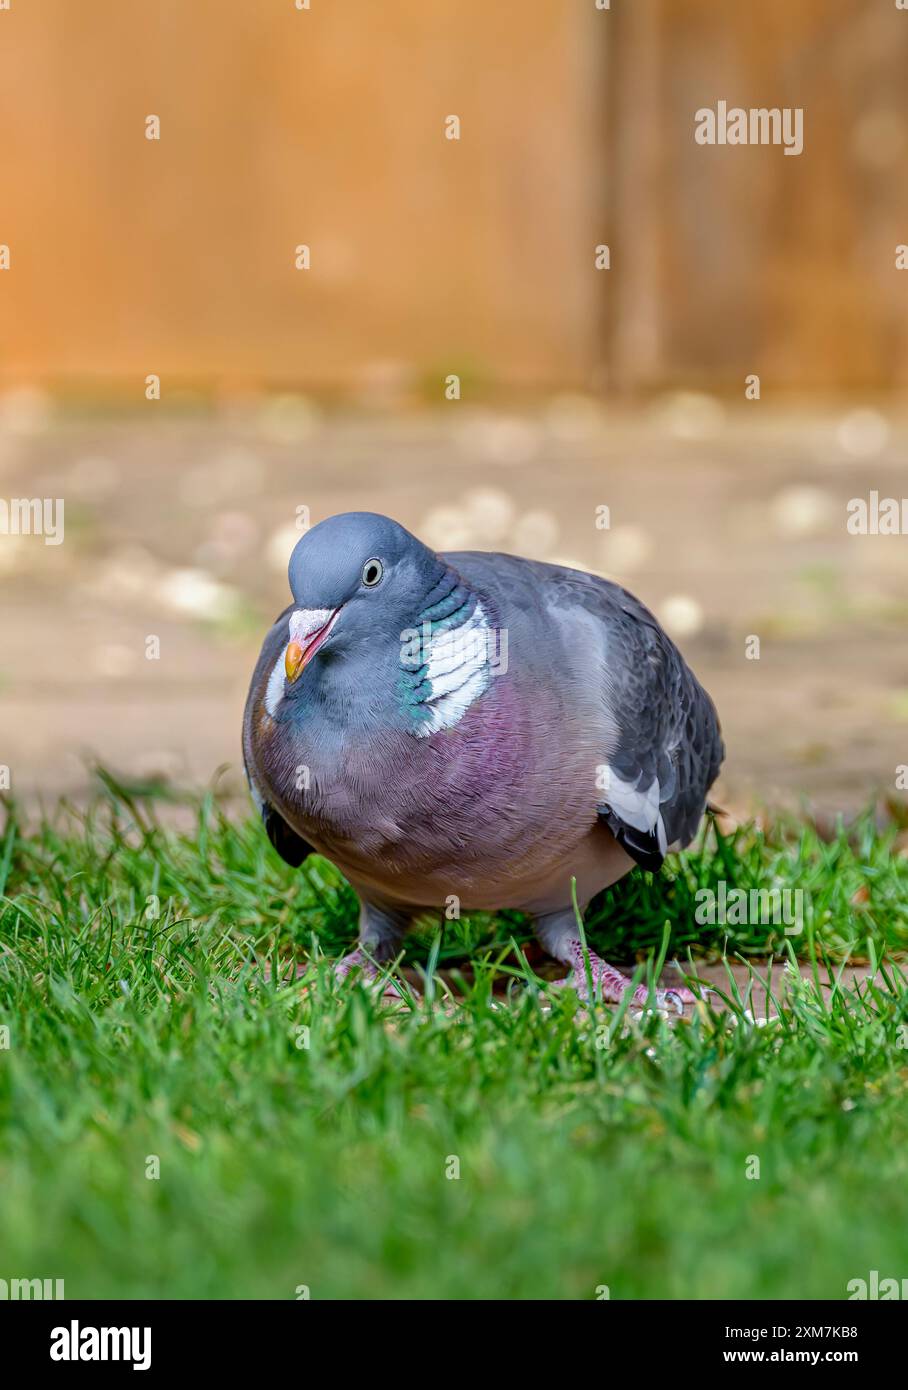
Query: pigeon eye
362 558 383 587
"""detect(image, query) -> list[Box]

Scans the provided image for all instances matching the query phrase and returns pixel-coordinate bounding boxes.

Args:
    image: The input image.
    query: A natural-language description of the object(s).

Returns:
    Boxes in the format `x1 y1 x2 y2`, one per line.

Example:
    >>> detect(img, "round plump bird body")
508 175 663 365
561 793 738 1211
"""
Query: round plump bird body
243 512 723 928
247 550 634 913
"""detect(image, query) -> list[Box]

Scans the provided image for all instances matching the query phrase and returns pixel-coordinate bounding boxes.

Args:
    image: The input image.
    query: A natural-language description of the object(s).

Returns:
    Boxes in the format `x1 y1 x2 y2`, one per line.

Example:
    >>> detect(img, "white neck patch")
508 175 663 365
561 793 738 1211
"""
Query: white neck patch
263 603 495 732
263 608 335 718
264 643 289 717
412 600 493 737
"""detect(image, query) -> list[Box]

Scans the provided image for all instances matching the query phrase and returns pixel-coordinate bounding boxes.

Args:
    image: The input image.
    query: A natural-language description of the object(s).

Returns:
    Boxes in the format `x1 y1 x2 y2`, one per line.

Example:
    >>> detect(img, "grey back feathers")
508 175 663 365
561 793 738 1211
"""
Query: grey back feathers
243 512 724 890
588 581 724 872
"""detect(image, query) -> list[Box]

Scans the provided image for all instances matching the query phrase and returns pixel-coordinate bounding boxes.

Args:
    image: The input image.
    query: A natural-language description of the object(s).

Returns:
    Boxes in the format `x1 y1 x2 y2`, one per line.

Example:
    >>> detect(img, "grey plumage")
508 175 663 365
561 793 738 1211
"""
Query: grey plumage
243 511 724 1003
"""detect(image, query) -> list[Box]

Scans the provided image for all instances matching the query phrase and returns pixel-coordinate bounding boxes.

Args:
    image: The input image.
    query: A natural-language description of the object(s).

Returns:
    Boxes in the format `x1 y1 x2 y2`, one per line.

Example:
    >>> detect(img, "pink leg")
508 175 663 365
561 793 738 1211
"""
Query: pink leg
334 947 413 1000
534 909 697 1011
334 902 414 998
260 901 411 995
334 946 377 982
558 938 696 1010
260 948 408 997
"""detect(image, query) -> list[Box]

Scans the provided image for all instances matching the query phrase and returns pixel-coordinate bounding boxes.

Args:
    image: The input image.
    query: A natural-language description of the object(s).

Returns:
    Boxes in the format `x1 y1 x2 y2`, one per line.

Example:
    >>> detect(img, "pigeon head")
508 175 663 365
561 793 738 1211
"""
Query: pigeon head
283 512 445 685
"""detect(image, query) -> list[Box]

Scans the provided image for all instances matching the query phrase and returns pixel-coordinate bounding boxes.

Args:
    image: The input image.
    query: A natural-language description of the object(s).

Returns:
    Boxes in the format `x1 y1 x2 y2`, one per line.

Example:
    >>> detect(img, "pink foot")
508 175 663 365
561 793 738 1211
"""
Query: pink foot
558 940 697 1011
334 947 376 982
258 950 410 999
334 948 412 1000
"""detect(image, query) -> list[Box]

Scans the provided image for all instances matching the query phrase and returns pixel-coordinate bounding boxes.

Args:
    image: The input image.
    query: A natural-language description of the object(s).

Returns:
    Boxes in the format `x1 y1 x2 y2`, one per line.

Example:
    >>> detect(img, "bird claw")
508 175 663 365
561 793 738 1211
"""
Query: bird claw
334 949 415 1002
556 943 701 1014
334 948 377 983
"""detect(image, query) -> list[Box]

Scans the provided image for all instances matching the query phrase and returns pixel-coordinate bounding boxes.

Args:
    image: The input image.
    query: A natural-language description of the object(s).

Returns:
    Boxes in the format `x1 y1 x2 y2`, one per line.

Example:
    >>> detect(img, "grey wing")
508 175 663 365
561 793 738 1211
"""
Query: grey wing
450 552 724 873
589 583 724 873
242 606 315 869
445 552 724 874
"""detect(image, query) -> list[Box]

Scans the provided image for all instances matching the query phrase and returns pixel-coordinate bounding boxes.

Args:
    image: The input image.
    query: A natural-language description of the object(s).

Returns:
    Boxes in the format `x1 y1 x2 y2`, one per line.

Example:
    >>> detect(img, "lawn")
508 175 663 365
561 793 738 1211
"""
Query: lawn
1 780 907 1300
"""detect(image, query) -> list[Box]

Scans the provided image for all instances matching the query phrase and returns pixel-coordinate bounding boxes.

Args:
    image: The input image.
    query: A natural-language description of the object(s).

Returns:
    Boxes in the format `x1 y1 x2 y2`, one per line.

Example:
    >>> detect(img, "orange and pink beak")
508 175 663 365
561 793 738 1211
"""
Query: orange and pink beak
285 607 342 683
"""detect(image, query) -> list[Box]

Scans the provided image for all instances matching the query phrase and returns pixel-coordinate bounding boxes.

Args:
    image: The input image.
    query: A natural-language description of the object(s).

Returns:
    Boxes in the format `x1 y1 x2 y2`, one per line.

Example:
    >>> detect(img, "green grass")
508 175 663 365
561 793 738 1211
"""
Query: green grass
1 783 908 1299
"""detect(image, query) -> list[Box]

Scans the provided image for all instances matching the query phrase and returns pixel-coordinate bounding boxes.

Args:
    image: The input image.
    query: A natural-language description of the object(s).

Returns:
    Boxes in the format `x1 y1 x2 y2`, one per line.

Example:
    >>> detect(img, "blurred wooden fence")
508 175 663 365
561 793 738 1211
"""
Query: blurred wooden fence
0 0 906 395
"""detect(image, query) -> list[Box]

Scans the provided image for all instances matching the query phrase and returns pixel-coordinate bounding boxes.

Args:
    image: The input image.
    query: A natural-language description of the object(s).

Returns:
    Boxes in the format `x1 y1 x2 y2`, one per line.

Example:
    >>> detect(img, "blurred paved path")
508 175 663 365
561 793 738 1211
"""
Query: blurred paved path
3 398 907 818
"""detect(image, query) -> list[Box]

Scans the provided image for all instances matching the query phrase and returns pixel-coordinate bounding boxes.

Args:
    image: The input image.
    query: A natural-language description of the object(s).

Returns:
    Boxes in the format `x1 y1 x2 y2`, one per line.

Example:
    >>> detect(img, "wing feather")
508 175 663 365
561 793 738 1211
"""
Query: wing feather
592 584 724 872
